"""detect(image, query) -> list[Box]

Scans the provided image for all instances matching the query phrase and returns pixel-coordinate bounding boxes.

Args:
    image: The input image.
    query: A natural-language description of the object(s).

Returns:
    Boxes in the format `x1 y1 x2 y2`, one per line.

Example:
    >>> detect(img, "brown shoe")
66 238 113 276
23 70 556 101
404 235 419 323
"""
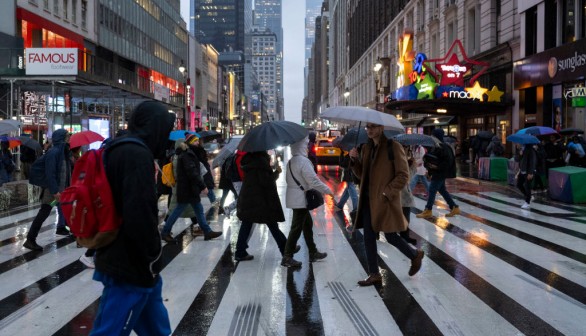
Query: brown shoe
357 273 382 286
446 206 461 217
191 226 204 236
409 250 424 276
416 209 433 218
204 230 222 241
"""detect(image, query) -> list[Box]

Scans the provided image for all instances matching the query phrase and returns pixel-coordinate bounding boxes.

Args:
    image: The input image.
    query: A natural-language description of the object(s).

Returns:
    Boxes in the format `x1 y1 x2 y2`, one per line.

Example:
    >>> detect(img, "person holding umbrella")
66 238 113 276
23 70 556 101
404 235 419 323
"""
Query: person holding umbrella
517 143 538 209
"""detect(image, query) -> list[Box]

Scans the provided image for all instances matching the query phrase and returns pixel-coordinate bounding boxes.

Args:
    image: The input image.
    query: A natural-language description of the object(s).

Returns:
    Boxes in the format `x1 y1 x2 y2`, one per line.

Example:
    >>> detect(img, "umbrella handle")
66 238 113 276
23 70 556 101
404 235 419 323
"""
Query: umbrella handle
355 121 362 148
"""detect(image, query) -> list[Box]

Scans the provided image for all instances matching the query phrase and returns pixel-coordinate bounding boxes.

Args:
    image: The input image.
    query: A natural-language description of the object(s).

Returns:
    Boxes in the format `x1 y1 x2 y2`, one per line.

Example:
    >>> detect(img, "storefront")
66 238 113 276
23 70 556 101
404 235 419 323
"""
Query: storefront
514 38 586 132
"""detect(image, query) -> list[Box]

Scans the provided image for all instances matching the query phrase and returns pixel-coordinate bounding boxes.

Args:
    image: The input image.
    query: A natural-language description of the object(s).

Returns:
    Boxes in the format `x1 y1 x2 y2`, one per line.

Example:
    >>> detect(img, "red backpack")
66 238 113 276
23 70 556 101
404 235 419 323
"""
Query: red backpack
60 138 146 249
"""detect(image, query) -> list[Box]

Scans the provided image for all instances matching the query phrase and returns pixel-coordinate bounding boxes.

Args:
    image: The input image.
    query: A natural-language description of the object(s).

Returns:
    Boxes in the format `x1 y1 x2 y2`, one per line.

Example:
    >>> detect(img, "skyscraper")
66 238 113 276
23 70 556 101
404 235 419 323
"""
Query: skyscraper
190 0 248 52
304 0 322 97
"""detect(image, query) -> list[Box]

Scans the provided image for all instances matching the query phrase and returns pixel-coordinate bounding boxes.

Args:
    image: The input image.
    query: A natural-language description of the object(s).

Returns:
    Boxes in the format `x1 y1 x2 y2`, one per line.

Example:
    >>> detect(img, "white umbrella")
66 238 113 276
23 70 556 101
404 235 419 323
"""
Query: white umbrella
212 137 242 168
321 106 405 133
0 120 20 135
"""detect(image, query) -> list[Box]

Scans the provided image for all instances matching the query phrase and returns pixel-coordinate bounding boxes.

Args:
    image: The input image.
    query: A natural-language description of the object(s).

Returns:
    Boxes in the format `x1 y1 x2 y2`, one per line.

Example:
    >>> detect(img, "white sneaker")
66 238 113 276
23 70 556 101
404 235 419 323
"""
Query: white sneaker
79 254 95 268
223 206 231 219
531 196 535 202
521 202 531 210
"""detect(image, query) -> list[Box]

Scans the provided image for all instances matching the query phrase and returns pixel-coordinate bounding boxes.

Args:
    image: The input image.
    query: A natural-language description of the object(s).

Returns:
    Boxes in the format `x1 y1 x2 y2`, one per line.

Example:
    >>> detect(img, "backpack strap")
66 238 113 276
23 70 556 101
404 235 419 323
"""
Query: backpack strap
287 158 306 191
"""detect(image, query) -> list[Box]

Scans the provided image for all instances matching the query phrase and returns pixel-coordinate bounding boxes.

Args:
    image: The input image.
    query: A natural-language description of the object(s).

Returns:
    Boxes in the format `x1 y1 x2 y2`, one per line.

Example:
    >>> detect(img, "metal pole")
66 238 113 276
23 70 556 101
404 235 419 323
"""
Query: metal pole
51 81 56 134
121 97 125 130
9 79 14 120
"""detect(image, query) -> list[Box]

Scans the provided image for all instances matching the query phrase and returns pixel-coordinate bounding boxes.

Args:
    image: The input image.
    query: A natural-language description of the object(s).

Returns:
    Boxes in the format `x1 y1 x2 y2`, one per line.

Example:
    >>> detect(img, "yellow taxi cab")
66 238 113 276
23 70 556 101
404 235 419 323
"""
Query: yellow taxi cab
315 138 342 165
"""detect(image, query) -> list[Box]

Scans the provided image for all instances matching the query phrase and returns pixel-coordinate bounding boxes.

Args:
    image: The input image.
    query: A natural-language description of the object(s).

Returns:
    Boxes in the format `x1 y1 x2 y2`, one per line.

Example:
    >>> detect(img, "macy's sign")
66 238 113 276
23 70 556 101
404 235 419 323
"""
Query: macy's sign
26 48 78 75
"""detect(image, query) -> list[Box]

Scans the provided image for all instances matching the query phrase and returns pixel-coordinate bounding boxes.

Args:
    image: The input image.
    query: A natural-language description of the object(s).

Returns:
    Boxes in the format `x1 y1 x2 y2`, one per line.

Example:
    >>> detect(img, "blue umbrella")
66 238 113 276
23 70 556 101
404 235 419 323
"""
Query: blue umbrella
169 130 199 141
507 133 540 145
517 126 557 136
392 133 440 147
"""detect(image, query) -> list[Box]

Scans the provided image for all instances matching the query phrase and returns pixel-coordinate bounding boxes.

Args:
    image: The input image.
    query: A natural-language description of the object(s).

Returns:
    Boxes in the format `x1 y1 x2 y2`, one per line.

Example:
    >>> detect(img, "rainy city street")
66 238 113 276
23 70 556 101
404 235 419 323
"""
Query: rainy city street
0 151 585 336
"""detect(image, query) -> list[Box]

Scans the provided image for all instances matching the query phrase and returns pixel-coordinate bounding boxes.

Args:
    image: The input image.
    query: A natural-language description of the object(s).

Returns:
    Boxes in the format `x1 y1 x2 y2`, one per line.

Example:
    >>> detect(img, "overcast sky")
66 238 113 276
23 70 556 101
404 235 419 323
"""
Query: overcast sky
179 1 305 123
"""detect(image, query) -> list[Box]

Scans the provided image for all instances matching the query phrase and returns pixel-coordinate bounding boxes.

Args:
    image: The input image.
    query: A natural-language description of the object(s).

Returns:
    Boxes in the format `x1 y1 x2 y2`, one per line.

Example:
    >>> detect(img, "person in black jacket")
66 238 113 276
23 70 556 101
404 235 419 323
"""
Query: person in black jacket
417 128 460 219
190 138 217 204
234 151 289 261
90 101 174 335
517 144 538 209
160 134 222 243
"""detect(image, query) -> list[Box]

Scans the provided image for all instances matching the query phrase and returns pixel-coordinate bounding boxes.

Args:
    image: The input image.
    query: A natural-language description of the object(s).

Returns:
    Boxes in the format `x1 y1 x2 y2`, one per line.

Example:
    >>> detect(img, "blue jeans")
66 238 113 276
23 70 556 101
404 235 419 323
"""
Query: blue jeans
361 197 417 274
337 181 358 210
235 220 287 258
162 201 212 235
90 272 171 336
425 178 457 210
207 188 217 203
409 174 429 193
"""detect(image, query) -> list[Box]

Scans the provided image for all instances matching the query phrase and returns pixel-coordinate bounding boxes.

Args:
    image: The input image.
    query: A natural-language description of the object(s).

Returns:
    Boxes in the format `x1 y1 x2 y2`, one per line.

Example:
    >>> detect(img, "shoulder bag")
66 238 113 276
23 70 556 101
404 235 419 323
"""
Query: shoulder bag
288 160 324 210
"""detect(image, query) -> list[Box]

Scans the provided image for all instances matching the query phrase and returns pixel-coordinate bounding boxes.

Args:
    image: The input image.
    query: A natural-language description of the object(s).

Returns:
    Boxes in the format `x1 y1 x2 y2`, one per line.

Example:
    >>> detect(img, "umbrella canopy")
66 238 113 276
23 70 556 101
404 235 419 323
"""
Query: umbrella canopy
332 127 368 151
559 127 584 135
0 136 21 149
321 106 405 133
443 135 458 143
507 133 540 145
477 130 495 139
69 130 105 148
169 130 199 141
212 137 242 168
392 133 440 147
18 135 42 152
237 121 308 152
517 126 558 136
0 120 20 135
198 130 222 141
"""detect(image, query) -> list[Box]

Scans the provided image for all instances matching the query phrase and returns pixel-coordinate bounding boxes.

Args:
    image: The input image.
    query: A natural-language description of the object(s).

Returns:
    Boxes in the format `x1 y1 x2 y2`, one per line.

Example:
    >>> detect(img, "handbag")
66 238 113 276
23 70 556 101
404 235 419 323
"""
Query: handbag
288 161 324 210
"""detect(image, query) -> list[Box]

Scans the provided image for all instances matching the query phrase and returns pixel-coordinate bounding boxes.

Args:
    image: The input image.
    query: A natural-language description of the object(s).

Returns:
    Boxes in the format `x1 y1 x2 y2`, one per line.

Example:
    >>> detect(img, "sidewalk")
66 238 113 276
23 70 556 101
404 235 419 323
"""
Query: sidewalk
455 160 519 194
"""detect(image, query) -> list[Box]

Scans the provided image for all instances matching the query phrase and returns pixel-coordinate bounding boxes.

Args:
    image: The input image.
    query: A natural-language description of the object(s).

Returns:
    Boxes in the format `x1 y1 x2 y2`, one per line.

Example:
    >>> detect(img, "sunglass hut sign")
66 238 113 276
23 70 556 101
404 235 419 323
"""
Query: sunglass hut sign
26 48 78 75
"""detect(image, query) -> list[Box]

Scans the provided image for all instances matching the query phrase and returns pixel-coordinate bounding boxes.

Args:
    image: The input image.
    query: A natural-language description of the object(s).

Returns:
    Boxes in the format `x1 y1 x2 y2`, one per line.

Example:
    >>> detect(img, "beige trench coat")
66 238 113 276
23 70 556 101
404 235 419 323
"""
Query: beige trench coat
350 136 409 233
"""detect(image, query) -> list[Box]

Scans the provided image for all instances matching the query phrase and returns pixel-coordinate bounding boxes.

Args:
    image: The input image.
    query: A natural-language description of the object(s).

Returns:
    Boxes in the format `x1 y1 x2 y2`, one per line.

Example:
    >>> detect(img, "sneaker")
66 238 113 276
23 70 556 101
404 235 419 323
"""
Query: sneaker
408 250 424 276
204 230 222 241
531 196 535 202
521 202 531 210
281 256 302 268
309 251 327 262
416 209 433 218
79 254 95 268
161 234 177 244
446 206 461 217
357 273 382 286
55 227 71 236
23 239 43 251
223 206 231 218
235 254 254 262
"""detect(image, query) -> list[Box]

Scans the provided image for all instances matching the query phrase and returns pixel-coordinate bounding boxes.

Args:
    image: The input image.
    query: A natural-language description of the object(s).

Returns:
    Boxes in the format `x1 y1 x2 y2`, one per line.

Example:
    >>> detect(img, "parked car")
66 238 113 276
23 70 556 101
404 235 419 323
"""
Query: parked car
315 139 342 165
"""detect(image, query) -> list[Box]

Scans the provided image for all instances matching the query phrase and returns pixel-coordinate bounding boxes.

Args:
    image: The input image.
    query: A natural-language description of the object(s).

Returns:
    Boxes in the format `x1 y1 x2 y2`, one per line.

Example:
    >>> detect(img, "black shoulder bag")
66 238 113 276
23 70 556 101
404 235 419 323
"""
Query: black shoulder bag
288 160 324 210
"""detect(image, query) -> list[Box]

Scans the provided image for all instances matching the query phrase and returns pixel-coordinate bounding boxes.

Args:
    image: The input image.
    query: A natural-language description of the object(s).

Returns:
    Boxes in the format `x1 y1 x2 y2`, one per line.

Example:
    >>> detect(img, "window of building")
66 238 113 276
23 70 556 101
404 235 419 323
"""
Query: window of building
54 0 59 14
63 0 69 20
525 6 537 55
81 0 87 29
43 0 49 10
581 0 586 39
563 0 576 43
447 21 455 48
466 6 480 55
72 0 77 23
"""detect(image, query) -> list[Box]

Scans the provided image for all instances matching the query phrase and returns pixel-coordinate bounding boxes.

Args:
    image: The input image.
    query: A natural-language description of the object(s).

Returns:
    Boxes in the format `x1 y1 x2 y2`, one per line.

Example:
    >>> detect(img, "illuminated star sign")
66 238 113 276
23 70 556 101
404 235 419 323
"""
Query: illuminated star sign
397 30 415 87
465 81 488 101
424 40 490 87
486 86 504 102
415 75 438 100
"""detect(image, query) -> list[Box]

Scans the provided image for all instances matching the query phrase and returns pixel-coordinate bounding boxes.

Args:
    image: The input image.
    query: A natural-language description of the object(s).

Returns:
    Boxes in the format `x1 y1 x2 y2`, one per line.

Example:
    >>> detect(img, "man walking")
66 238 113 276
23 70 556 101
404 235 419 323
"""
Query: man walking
349 123 424 286
23 129 72 251
89 101 175 335
416 128 461 219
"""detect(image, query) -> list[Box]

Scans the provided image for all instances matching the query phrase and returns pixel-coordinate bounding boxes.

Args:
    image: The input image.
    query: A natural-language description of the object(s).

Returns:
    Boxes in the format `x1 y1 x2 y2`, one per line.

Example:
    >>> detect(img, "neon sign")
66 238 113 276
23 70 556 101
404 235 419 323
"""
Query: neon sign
397 30 415 88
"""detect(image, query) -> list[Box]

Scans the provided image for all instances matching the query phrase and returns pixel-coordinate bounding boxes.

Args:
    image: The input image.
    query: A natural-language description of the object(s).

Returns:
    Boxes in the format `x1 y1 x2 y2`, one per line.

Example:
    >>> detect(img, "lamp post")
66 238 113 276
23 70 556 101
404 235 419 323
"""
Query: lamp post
179 61 188 130
344 87 350 106
222 84 228 138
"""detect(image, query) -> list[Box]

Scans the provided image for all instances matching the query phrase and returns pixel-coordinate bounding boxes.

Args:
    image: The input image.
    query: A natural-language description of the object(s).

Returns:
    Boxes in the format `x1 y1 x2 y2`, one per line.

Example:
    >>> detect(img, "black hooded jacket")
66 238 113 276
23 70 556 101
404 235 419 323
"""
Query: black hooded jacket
95 101 175 288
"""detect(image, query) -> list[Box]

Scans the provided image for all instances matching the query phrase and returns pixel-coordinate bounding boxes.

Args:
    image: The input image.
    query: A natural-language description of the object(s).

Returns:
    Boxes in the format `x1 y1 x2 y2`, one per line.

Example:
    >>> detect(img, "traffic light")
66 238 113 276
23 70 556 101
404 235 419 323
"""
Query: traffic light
301 119 305 126
205 122 210 130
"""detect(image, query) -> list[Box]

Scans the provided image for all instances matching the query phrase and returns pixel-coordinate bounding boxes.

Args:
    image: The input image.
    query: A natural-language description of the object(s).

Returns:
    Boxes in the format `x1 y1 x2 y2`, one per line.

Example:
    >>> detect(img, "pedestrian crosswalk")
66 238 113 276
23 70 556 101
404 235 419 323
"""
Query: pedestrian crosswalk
0 176 585 335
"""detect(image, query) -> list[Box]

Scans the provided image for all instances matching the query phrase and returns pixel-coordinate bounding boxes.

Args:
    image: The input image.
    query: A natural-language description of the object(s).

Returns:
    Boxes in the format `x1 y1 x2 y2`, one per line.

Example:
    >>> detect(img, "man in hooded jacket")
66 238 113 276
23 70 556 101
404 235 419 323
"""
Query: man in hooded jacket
23 129 72 251
89 101 175 335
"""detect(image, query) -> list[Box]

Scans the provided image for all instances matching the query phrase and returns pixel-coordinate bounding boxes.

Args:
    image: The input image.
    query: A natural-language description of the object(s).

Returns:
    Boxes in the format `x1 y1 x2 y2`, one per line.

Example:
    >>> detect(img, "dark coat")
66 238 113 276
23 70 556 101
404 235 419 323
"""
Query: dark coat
190 144 214 189
339 153 354 182
427 142 456 180
44 129 72 195
237 151 285 224
175 147 207 203
350 135 409 233
97 101 175 288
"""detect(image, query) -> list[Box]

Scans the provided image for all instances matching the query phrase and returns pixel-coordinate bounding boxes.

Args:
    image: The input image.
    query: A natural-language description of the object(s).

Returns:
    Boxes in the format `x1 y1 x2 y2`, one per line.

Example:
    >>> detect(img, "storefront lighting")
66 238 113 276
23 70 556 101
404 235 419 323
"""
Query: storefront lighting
437 108 447 113
373 58 382 72
433 118 439 124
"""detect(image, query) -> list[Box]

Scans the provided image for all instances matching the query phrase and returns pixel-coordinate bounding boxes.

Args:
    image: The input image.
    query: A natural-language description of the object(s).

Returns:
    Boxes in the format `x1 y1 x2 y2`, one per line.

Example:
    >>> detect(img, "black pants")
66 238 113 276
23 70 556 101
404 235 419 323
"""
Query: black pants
27 204 52 241
517 173 532 203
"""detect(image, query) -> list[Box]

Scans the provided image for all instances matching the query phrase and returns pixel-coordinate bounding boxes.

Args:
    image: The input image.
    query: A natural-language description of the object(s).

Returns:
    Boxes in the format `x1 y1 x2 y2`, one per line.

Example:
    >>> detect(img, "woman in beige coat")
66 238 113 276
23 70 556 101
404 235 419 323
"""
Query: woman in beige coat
349 123 424 286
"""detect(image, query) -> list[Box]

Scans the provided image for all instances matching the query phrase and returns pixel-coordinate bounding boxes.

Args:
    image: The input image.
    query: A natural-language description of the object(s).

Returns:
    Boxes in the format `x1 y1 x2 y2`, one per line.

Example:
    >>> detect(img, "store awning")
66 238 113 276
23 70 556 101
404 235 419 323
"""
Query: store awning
386 98 511 116
420 115 455 127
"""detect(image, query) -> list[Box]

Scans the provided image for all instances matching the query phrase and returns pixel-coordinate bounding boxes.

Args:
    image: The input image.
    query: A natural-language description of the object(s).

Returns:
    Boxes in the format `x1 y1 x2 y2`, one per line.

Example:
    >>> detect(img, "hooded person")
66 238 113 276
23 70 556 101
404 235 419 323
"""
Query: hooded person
23 128 73 251
282 136 333 267
89 101 176 335
307 131 318 172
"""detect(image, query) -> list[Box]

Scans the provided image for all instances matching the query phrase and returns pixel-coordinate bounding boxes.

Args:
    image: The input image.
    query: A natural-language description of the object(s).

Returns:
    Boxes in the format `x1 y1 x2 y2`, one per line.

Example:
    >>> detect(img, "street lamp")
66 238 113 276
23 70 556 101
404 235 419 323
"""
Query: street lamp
179 60 188 130
344 87 350 106
373 57 383 72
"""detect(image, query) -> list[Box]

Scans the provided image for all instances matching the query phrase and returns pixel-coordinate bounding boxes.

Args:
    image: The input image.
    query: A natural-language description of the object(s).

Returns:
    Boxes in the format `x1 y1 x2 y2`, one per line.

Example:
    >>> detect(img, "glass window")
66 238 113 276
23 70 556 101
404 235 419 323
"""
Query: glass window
81 0 87 29
525 6 537 55
54 0 59 14
43 0 49 10
563 0 576 43
64 0 68 20
72 0 77 23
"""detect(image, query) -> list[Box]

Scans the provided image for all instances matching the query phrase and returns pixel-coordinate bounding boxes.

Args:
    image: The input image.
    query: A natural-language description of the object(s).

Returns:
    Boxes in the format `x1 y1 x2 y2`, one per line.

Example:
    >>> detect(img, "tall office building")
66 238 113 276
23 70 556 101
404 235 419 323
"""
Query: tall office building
304 0 322 97
251 27 278 120
190 0 249 53
254 0 283 119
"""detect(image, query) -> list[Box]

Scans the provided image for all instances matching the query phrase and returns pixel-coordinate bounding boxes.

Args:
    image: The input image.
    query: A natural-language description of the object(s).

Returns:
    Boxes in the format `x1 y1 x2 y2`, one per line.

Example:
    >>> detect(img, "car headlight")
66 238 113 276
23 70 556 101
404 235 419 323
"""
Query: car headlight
276 146 283 152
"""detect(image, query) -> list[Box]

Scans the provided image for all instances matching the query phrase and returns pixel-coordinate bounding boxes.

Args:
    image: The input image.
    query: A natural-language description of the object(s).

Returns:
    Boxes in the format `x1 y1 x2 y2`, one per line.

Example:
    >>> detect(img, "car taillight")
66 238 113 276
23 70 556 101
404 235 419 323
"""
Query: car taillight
314 146 319 152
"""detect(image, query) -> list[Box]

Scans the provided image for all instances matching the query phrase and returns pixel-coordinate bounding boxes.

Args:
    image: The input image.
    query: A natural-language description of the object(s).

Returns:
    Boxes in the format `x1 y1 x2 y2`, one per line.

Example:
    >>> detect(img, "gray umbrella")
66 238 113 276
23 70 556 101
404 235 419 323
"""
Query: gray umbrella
237 121 308 152
332 127 368 151
392 133 440 147
212 137 241 168
18 135 42 152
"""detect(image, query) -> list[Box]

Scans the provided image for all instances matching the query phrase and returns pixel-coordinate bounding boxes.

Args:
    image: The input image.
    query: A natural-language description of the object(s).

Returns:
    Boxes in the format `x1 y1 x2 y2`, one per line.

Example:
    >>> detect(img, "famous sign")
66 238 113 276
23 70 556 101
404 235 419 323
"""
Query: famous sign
26 48 78 75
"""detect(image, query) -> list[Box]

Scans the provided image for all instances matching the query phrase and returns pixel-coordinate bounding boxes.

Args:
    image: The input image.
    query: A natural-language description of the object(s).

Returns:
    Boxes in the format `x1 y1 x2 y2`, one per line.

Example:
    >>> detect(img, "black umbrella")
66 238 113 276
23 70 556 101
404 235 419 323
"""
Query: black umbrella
444 135 458 143
393 133 440 147
198 130 222 141
559 127 584 135
477 130 494 139
18 135 42 152
332 127 368 151
237 121 308 152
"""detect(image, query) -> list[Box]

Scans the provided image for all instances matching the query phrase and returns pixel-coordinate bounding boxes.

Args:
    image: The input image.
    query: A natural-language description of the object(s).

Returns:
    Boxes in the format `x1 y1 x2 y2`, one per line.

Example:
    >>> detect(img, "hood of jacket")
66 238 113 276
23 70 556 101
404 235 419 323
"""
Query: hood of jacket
241 151 271 173
128 101 176 158
174 138 185 150
432 128 444 142
51 129 69 145
290 136 309 157
491 136 500 143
